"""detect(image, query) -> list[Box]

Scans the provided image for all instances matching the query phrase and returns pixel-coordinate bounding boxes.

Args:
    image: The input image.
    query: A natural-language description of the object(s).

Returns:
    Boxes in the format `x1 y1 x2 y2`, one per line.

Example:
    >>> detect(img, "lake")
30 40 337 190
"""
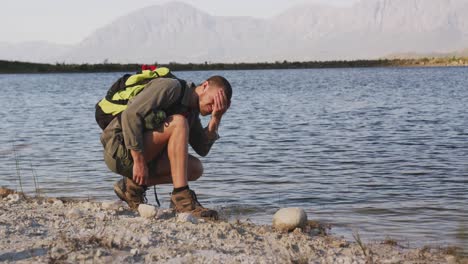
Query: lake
0 67 467 250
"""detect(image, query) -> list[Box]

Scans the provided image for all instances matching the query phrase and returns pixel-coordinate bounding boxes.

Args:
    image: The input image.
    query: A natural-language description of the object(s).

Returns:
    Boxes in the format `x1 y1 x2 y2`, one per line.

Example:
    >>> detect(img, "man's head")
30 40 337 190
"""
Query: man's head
196 76 232 116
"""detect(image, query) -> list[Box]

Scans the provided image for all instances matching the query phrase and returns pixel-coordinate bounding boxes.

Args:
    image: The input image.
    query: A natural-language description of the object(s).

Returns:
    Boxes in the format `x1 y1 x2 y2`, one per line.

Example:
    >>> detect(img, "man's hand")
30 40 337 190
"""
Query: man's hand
131 150 148 186
212 89 229 120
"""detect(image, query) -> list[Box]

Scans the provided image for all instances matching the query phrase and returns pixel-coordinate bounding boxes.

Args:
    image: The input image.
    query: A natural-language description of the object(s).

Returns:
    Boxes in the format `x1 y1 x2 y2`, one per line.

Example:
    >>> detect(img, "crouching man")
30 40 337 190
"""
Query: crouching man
100 76 232 220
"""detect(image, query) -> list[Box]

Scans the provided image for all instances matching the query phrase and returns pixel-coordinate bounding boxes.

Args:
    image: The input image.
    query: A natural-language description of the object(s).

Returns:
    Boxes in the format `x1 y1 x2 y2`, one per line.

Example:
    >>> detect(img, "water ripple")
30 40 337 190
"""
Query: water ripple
0 68 467 249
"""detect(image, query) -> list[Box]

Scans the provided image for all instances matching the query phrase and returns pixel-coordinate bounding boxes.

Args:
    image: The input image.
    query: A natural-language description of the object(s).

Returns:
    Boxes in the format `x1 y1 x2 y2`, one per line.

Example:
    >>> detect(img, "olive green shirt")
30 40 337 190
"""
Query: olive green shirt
100 78 216 157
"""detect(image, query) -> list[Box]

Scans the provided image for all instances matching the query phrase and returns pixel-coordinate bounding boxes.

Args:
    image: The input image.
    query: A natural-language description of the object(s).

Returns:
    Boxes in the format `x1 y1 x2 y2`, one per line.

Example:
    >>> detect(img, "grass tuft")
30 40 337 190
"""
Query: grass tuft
30 161 41 197
13 144 25 197
352 230 375 264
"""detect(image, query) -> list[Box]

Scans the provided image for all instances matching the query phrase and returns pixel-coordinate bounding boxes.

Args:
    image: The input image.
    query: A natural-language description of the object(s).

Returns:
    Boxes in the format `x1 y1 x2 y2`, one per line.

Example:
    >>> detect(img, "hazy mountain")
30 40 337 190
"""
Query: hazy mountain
2 0 468 63
269 0 468 60
62 2 273 63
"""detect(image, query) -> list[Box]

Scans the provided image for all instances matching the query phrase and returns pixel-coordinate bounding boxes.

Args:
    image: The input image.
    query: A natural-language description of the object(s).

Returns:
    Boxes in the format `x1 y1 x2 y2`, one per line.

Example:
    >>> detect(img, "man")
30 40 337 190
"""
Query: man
100 75 232 219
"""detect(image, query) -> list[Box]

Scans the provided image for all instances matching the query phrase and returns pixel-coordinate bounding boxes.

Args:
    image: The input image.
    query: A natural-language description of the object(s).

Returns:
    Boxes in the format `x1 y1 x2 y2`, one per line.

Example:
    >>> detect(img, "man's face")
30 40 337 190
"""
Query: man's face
199 84 221 116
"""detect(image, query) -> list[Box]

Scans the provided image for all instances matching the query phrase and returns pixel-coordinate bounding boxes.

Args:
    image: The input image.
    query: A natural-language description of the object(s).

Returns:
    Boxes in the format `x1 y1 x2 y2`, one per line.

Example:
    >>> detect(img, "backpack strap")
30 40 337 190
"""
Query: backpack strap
175 79 187 105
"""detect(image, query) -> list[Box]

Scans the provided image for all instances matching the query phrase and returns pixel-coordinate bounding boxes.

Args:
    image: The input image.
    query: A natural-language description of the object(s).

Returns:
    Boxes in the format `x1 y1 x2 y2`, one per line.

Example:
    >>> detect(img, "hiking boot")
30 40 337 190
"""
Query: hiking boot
170 189 218 220
113 178 147 210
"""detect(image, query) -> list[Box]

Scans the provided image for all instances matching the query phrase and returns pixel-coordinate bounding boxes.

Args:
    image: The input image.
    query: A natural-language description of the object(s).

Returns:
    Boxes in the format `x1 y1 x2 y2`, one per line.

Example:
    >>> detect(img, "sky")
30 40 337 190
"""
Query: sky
0 0 358 45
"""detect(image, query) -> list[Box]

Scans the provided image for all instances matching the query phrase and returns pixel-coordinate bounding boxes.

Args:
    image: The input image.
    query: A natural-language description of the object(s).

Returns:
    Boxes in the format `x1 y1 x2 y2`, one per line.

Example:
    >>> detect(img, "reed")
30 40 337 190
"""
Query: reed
353 230 375 264
30 161 40 197
13 144 25 196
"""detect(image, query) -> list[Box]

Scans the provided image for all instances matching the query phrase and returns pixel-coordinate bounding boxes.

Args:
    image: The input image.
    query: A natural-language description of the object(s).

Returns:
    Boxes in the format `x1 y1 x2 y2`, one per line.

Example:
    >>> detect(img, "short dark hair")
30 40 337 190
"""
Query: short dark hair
206 75 232 104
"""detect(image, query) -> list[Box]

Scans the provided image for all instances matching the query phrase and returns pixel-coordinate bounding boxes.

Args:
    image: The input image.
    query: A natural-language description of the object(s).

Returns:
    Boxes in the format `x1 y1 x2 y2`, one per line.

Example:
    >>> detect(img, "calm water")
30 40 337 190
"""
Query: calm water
0 68 467 249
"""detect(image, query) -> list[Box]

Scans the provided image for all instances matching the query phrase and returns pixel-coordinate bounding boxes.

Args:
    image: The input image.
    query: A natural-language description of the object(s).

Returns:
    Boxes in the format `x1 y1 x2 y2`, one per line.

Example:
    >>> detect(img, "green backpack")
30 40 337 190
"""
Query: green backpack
95 67 183 130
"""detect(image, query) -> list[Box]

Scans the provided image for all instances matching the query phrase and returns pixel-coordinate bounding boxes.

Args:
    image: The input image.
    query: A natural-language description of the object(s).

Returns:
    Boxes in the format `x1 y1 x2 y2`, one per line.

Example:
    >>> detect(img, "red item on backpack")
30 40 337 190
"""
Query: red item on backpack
141 64 157 71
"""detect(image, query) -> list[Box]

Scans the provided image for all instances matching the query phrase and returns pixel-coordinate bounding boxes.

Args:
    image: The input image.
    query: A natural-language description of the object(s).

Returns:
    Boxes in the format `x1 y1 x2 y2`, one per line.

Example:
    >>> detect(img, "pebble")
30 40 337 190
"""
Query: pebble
272 207 308 232
95 212 107 221
102 201 122 211
130 248 139 256
140 236 150 246
96 249 106 257
66 208 83 219
52 200 64 207
138 204 158 218
177 213 198 224
7 193 21 203
81 202 93 210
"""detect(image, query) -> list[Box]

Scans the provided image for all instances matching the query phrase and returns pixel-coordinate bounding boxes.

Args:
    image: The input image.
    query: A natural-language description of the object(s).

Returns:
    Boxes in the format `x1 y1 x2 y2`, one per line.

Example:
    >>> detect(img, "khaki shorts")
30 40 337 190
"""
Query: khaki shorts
103 132 159 179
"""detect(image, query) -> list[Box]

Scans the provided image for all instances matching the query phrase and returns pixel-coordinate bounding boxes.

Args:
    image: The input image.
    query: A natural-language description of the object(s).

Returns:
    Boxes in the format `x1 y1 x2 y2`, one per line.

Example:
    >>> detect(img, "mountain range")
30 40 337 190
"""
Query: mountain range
1 0 468 63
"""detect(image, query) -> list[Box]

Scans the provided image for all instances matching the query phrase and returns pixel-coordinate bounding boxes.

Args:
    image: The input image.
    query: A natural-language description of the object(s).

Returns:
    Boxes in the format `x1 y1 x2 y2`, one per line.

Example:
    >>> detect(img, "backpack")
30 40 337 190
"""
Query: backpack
95 66 181 130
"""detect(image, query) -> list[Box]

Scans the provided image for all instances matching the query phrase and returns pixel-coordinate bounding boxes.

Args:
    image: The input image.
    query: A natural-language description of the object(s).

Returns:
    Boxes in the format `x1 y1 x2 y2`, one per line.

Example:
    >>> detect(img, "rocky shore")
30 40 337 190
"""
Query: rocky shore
0 188 463 263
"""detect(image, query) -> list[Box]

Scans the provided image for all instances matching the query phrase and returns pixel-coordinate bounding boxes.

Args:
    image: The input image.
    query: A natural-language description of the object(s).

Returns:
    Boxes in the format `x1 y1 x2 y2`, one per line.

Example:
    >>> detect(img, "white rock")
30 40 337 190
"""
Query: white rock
52 200 64 207
66 208 83 219
102 200 122 211
138 204 158 218
272 207 308 232
81 201 93 210
140 236 150 246
130 248 139 256
7 193 20 202
177 213 198 224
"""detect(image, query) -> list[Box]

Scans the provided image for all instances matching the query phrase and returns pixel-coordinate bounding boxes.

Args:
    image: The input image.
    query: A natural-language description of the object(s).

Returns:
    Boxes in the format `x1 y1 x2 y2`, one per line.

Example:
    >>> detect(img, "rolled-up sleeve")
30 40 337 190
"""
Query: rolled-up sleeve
121 78 181 152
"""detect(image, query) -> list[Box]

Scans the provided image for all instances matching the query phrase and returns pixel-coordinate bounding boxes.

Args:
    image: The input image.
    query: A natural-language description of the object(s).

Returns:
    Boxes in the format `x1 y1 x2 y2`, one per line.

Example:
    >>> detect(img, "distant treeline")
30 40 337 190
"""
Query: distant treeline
1 57 467 74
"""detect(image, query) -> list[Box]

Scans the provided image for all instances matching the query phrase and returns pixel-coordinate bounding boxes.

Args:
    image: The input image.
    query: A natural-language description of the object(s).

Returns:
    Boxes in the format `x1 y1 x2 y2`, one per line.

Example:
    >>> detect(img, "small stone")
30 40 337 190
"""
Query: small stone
66 208 83 219
102 201 122 211
96 249 106 257
177 213 198 224
130 248 139 256
272 207 308 232
81 202 93 210
138 204 158 218
95 212 107 221
293 227 303 234
7 193 21 203
140 236 150 246
52 200 64 207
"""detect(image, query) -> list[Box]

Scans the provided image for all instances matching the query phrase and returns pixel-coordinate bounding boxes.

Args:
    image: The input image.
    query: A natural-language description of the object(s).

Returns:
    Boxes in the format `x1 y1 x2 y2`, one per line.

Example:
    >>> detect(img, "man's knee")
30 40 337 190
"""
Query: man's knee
188 155 203 181
166 114 188 131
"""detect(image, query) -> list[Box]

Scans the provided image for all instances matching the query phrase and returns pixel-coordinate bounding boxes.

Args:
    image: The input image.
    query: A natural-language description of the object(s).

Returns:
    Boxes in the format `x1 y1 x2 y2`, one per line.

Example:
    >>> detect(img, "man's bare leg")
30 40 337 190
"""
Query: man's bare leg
139 114 217 219
142 114 190 188
145 153 203 185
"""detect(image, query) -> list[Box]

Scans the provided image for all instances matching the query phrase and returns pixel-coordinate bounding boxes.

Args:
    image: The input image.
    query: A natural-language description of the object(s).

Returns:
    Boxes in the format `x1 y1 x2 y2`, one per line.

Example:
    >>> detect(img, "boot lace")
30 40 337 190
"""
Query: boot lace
189 190 203 207
153 185 161 207
141 185 148 204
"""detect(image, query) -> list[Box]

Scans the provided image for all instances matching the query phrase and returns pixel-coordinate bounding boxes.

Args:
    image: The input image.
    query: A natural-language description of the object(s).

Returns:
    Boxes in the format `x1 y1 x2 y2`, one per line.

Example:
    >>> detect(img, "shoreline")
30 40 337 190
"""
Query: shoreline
1 189 465 263
1 58 468 74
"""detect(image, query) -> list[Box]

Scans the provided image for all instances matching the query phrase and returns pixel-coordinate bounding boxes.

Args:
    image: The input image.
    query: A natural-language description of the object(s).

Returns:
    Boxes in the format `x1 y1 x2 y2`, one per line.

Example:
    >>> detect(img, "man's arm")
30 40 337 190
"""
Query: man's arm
190 90 228 156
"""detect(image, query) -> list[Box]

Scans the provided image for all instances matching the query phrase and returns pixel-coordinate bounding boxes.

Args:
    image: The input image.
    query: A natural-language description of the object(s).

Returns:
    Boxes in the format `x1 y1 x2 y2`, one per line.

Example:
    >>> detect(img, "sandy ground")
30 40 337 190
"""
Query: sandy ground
0 189 465 264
